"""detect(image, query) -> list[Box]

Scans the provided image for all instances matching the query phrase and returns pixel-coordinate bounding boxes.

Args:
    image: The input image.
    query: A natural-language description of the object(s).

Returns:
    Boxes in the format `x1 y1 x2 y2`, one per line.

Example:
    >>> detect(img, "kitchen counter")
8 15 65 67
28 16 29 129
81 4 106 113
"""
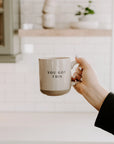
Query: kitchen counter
0 112 113 143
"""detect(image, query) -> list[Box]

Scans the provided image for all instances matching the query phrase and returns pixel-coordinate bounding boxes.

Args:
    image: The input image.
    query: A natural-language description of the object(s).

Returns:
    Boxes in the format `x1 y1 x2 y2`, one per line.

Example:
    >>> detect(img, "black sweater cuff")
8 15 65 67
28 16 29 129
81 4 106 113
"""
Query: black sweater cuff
95 92 114 134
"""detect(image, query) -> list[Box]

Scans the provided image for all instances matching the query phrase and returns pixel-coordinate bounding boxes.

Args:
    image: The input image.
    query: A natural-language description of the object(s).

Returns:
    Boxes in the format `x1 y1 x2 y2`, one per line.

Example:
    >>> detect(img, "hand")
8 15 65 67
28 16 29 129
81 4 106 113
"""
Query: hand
72 57 109 111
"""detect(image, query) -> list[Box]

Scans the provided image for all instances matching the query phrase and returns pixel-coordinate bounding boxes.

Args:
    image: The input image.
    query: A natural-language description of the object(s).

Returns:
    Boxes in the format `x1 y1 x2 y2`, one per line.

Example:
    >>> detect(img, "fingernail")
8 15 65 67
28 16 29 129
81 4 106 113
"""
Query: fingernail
79 66 82 70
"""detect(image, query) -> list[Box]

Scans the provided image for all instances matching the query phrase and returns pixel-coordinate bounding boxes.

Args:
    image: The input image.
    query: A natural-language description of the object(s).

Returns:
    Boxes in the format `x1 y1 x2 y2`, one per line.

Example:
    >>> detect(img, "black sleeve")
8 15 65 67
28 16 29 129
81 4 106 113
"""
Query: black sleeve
95 92 114 134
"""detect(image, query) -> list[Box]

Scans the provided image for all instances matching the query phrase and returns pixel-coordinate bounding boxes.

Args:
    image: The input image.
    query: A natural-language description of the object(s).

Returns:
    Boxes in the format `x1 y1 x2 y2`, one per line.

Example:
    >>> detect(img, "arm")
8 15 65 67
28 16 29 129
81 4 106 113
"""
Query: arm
73 57 108 111
73 57 114 134
95 92 114 134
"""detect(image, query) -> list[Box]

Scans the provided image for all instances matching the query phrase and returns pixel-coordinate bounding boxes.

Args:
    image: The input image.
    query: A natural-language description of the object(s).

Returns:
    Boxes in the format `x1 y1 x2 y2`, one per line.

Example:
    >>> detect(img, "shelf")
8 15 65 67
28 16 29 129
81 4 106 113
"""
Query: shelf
19 29 112 37
0 8 3 14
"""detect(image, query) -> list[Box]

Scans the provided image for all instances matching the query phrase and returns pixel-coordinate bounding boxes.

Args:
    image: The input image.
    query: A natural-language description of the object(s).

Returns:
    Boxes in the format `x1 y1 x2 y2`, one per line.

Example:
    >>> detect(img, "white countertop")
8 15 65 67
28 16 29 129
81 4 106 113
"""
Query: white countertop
0 112 113 143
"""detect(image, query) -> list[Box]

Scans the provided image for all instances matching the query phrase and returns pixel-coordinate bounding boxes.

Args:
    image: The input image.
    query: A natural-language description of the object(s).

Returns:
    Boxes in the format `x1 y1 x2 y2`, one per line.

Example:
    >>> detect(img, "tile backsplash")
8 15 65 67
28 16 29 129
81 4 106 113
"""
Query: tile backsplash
0 0 112 112
0 37 112 112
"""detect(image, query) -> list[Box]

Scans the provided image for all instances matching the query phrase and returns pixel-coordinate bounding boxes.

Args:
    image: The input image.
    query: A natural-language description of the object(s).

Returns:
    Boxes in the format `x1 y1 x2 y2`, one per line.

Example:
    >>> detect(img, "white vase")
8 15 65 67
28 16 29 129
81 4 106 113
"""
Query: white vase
43 0 57 13
44 0 57 7
43 14 55 28
71 15 99 29
43 5 56 13
79 15 97 22
71 21 99 29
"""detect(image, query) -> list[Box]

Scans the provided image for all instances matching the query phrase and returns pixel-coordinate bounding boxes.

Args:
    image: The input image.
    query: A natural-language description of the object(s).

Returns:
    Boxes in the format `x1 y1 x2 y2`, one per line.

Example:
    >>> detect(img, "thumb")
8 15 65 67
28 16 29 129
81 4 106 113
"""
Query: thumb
76 57 89 69
74 82 85 95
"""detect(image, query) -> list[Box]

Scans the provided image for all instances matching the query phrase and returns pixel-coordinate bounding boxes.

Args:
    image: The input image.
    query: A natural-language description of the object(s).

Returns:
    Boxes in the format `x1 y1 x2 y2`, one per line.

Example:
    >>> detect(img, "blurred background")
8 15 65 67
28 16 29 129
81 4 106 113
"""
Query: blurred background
0 0 114 143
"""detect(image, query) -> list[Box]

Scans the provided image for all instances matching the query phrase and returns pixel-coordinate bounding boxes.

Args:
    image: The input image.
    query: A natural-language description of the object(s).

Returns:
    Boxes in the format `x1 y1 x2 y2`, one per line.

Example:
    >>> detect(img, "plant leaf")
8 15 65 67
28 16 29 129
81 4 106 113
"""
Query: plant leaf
75 11 82 15
84 13 88 15
85 7 95 14
89 0 92 3
78 5 81 7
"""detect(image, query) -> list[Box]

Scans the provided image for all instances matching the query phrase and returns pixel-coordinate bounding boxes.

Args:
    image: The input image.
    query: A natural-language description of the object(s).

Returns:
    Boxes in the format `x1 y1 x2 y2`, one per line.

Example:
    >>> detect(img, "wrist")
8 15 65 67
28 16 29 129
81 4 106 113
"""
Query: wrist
83 84 109 111
95 85 109 111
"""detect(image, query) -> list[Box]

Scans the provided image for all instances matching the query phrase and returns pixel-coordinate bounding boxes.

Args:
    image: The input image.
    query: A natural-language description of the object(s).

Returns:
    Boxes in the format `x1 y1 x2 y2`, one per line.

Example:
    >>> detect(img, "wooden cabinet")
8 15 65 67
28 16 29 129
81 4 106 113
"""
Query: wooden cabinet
0 0 21 63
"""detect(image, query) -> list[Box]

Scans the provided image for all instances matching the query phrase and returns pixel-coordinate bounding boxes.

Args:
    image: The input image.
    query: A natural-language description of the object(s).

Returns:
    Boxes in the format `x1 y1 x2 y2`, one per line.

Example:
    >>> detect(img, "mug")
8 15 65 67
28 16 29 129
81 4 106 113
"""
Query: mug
39 57 78 96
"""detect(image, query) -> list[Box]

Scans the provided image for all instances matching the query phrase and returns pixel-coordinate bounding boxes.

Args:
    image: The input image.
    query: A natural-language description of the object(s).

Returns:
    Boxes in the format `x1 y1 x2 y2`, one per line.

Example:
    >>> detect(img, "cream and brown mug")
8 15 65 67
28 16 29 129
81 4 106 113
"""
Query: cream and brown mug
39 57 78 96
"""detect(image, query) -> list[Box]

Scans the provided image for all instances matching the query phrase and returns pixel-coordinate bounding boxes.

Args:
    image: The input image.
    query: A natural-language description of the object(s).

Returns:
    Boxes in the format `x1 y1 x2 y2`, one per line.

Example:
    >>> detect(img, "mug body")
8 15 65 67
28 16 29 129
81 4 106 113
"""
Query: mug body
39 57 71 96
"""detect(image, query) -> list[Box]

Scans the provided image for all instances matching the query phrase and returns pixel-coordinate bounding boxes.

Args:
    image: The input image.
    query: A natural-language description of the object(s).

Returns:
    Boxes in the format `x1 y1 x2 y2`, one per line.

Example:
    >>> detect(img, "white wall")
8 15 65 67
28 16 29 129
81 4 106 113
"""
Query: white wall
0 0 112 112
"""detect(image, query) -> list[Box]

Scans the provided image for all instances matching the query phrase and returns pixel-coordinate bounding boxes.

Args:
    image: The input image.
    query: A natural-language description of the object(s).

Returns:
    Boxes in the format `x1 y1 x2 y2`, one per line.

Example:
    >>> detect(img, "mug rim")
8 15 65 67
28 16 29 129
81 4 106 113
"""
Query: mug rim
39 57 70 60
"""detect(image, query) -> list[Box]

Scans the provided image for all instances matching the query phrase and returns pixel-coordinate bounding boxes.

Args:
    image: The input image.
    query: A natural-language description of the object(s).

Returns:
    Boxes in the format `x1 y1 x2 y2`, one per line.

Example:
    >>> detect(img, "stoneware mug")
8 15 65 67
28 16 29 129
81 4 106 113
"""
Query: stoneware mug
39 57 78 96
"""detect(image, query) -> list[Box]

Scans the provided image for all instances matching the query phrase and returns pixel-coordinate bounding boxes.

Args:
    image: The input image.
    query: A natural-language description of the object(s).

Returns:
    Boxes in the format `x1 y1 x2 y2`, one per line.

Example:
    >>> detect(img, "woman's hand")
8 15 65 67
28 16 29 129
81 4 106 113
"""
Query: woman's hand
72 57 109 111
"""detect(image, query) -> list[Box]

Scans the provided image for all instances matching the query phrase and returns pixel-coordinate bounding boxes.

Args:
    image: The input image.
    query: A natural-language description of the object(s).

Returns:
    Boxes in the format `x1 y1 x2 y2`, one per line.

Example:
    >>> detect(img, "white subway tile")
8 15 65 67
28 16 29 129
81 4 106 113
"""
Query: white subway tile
15 103 36 112
35 103 56 112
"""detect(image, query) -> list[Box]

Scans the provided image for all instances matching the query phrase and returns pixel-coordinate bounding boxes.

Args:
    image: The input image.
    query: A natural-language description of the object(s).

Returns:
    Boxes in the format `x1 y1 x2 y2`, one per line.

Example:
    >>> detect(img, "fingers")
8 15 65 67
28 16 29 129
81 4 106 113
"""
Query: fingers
73 82 85 95
72 72 82 81
72 65 82 76
76 57 90 69
72 65 83 81
76 66 83 75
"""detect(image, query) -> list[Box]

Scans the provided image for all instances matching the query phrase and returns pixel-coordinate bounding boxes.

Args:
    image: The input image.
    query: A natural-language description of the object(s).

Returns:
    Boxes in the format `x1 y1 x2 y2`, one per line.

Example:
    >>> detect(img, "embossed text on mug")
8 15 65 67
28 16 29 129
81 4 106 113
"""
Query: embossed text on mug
47 71 66 78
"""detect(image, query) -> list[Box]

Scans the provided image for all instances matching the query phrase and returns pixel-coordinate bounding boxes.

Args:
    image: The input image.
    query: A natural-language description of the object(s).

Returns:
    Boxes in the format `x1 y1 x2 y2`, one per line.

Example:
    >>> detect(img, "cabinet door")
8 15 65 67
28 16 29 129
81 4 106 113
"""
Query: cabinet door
0 0 21 63
0 0 12 54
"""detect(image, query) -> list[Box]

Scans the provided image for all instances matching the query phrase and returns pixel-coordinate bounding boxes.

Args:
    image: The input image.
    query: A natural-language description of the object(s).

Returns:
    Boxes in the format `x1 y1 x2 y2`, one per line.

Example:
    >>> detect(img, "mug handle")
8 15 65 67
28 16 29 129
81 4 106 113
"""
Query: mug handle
71 60 79 86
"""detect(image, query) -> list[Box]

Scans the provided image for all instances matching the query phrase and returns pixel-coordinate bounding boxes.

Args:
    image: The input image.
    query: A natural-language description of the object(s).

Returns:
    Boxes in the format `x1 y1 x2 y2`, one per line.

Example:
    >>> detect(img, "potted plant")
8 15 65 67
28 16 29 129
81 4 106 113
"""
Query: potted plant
76 0 95 21
71 0 99 29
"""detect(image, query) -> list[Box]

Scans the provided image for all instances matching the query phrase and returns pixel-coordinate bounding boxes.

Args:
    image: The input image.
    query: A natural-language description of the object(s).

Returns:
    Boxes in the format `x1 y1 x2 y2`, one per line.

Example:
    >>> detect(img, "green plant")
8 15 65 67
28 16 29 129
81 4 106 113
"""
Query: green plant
76 0 95 17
